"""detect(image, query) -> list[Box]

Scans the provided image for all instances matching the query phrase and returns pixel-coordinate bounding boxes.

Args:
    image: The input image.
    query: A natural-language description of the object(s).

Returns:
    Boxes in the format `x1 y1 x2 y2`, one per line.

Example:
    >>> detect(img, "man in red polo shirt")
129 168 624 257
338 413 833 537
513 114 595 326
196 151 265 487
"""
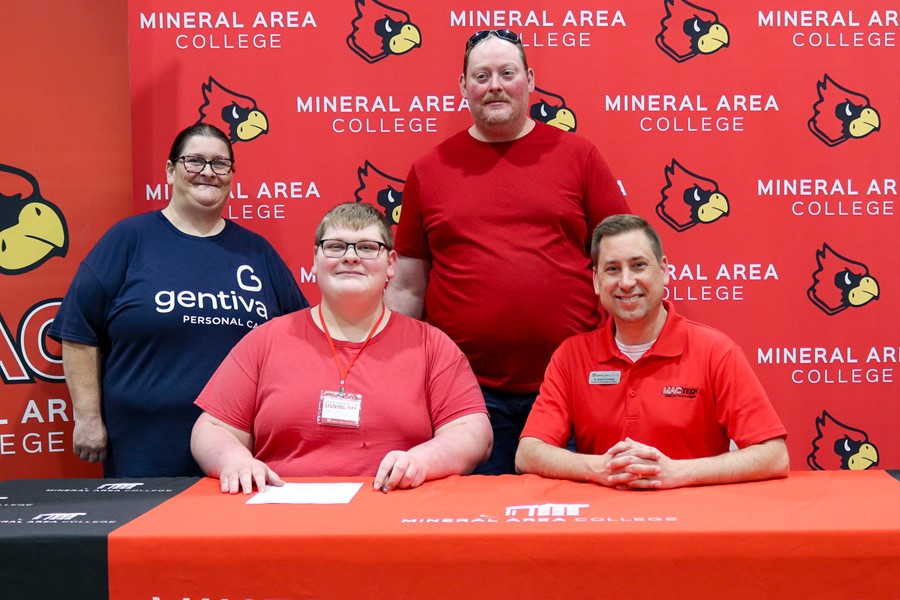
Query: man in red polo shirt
517 214 789 489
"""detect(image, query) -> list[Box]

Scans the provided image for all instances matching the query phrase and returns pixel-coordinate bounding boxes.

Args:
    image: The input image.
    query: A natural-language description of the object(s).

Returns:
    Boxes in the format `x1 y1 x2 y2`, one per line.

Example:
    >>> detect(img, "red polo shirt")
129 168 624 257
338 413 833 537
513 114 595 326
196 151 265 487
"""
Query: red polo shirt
522 301 787 458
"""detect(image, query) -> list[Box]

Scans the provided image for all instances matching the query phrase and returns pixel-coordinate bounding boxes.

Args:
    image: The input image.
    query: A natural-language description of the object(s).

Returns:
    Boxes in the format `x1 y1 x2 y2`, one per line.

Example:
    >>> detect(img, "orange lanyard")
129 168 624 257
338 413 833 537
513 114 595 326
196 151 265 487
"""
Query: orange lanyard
318 303 386 395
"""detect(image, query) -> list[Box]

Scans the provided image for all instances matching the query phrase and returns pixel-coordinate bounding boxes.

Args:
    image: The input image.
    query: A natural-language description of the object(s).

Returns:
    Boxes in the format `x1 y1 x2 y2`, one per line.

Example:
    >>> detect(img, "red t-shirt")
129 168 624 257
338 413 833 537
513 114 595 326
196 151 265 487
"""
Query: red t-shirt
395 122 630 392
522 302 788 458
196 310 486 476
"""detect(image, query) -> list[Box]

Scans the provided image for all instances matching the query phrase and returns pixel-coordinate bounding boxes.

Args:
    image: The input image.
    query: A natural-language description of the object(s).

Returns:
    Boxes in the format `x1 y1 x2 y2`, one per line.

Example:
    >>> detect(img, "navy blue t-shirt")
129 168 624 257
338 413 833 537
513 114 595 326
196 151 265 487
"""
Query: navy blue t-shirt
50 211 308 477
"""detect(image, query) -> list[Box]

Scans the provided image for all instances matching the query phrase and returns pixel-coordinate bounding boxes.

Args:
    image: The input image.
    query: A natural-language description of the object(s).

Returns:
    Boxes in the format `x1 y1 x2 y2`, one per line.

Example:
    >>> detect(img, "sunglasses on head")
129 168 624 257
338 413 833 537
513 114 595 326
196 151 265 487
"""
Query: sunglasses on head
465 29 522 49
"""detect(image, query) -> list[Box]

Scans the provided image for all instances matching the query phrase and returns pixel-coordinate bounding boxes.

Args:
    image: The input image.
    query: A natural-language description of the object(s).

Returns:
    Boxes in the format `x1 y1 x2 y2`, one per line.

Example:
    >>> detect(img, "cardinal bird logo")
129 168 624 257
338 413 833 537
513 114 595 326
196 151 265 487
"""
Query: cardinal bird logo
530 88 577 132
346 0 422 63
197 77 269 143
808 74 881 147
807 244 879 316
354 161 404 228
808 411 879 470
656 160 729 232
656 0 730 63
0 163 68 275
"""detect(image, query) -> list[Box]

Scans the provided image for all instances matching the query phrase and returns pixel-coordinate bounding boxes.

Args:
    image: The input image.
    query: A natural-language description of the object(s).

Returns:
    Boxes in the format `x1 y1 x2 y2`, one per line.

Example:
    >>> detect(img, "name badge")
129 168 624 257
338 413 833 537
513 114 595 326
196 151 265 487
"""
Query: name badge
589 371 621 385
318 390 362 428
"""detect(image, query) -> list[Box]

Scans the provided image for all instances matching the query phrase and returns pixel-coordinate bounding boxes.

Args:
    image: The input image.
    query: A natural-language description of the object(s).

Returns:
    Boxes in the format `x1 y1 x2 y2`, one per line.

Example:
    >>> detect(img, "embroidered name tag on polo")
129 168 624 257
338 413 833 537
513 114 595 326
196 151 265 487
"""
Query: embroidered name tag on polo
589 371 621 385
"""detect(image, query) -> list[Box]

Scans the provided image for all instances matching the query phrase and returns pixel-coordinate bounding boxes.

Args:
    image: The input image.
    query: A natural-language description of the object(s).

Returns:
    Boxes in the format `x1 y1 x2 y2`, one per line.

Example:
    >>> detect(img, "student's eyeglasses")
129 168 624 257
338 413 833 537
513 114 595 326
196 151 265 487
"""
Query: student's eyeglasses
318 239 387 259
465 29 522 49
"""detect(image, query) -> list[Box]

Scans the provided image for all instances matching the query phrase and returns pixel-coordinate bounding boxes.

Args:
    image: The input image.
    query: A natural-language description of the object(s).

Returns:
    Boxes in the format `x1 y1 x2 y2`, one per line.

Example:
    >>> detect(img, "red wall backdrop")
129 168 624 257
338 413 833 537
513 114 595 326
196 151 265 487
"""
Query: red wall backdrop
0 1 131 478
2 0 897 477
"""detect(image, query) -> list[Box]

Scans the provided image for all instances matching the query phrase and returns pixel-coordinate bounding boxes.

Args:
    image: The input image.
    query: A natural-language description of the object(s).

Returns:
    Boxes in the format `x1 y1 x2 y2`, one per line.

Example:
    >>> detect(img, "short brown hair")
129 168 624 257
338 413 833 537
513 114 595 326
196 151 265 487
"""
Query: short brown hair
591 214 664 266
168 123 233 163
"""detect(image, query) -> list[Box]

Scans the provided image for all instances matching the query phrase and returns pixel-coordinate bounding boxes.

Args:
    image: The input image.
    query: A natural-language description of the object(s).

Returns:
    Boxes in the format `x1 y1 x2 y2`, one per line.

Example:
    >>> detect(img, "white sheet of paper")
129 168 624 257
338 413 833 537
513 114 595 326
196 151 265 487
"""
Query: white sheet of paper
246 482 364 505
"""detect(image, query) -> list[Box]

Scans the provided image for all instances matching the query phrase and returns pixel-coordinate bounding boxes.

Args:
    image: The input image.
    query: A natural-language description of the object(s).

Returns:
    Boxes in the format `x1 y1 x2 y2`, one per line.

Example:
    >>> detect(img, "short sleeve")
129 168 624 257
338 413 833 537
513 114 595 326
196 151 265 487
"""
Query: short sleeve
49 221 135 346
264 245 308 315
423 325 486 430
520 340 577 447
714 345 788 448
49 263 113 346
195 328 265 433
583 146 631 232
393 165 429 259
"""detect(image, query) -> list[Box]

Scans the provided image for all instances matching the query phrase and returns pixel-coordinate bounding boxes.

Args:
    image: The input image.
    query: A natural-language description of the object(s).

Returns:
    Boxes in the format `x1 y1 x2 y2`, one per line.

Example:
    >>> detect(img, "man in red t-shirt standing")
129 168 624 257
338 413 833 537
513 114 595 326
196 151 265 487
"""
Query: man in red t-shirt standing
387 30 630 474
516 214 789 489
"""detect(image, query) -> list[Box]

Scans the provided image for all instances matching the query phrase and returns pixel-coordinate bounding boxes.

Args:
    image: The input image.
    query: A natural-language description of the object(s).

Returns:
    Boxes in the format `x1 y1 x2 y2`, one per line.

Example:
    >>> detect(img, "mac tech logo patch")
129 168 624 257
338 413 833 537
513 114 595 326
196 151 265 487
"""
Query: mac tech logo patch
346 0 422 63
354 161 404 228
808 74 881 147
807 411 878 470
197 76 269 143
807 243 879 316
656 0 730 62
657 160 729 232
661 385 698 399
0 163 68 275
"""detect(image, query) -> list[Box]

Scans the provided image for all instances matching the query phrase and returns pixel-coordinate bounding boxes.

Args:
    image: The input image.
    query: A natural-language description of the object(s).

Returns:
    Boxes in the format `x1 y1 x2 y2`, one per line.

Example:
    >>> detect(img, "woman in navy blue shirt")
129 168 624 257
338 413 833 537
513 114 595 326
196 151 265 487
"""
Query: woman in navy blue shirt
50 124 307 477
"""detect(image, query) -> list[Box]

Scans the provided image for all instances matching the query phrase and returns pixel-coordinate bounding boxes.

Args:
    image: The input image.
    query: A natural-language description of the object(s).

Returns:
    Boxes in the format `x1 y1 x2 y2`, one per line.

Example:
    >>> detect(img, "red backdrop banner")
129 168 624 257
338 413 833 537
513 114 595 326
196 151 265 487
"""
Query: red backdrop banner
2 1 897 476
0 1 131 478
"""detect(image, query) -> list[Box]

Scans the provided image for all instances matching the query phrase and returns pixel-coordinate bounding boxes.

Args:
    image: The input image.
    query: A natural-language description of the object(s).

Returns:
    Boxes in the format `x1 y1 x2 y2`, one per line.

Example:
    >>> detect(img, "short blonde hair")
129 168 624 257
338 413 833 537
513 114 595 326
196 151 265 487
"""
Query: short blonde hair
314 202 394 248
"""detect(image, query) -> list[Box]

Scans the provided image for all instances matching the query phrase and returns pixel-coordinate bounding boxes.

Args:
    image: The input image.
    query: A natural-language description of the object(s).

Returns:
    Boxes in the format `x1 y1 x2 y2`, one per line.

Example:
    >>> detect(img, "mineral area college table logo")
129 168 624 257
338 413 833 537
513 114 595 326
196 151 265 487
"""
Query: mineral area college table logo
505 503 589 517
95 483 144 491
31 513 87 522
401 502 680 524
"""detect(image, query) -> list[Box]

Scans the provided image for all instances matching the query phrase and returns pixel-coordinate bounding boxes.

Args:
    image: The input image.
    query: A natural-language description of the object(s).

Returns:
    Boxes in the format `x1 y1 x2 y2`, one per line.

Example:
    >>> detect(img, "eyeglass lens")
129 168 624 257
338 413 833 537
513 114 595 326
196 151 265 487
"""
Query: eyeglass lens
320 240 384 258
180 156 233 175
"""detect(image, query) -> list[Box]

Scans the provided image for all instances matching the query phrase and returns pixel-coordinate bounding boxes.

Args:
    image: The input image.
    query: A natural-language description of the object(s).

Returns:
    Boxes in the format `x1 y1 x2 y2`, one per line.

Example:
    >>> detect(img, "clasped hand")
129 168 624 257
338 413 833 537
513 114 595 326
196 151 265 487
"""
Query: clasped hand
604 437 677 490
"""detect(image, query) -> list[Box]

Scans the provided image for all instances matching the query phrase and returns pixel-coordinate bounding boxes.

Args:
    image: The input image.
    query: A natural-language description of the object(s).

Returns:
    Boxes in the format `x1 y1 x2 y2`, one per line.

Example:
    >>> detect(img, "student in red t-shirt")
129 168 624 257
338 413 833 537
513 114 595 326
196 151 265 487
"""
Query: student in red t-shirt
192 203 491 494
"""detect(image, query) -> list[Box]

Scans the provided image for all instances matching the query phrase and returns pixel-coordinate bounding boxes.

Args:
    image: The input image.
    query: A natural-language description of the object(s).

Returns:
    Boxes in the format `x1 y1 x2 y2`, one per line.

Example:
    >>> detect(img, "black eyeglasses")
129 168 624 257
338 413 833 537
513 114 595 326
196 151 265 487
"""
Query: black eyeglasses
465 29 521 49
178 155 234 175
318 239 388 259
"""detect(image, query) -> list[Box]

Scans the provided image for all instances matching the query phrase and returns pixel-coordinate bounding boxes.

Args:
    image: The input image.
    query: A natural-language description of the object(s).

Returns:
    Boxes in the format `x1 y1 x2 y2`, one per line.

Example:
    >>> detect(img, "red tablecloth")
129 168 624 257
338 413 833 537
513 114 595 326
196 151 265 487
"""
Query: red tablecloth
109 471 900 599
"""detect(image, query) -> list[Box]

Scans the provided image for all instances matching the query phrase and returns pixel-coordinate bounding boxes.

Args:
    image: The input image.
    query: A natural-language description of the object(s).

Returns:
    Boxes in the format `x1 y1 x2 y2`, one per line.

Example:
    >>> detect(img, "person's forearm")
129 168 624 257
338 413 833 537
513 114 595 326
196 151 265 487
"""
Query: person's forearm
384 256 430 319
673 438 789 487
192 415 282 494
516 437 611 485
62 341 103 422
190 419 254 477
407 415 492 480
62 340 108 462
384 286 425 319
